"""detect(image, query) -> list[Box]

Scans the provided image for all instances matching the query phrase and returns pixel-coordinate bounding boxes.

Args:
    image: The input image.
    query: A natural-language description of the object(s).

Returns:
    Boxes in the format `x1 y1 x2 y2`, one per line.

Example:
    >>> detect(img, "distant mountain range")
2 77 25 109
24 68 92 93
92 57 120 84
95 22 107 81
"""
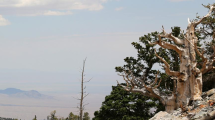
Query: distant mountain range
0 88 53 99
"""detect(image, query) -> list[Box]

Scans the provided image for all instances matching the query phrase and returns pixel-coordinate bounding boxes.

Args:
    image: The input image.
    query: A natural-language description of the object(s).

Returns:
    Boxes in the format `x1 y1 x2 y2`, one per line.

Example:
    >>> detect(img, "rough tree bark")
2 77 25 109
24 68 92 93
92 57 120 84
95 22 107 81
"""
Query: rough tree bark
118 5 215 113
80 59 85 120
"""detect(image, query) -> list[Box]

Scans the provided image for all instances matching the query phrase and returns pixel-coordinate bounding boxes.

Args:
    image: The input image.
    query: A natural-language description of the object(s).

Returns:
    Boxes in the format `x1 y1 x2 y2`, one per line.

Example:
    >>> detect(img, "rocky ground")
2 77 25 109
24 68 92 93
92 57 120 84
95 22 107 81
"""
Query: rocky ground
150 88 215 120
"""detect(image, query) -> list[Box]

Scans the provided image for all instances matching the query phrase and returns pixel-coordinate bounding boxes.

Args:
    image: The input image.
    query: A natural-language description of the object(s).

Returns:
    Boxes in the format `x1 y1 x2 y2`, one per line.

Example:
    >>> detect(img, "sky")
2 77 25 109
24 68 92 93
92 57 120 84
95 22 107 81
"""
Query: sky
0 0 213 119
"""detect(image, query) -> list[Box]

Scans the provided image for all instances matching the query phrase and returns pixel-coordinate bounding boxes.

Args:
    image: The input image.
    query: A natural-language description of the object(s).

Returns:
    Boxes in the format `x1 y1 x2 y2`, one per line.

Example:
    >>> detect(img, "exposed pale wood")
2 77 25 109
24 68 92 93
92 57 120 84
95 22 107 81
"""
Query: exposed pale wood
148 36 183 56
194 6 215 26
160 26 184 45
154 50 181 77
119 5 215 113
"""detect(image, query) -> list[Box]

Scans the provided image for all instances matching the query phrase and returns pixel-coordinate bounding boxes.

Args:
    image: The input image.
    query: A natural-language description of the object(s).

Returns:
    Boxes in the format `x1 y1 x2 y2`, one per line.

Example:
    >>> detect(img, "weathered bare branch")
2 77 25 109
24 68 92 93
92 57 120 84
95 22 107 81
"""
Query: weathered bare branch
153 79 162 89
118 72 136 92
154 49 180 77
73 96 81 100
148 34 183 60
194 43 206 61
118 70 166 104
118 67 180 111
194 5 215 26
151 71 159 86
204 45 215 73
160 26 184 45
83 93 89 99
195 44 215 74
201 59 215 74
84 77 93 83
200 58 208 73
188 18 191 25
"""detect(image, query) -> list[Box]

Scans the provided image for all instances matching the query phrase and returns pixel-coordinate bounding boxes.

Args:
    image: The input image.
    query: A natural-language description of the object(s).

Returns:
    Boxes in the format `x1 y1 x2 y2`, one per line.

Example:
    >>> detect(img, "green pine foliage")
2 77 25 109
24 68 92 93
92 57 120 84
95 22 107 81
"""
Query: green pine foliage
32 115 37 120
50 110 58 120
115 27 184 92
92 84 164 120
66 112 79 120
66 112 90 120
83 112 90 120
115 27 183 96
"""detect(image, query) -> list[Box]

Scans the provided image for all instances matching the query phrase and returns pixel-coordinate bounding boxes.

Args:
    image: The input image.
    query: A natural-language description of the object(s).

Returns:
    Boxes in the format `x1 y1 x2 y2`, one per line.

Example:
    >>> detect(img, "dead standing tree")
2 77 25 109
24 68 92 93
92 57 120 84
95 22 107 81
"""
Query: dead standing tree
75 58 91 120
118 5 215 113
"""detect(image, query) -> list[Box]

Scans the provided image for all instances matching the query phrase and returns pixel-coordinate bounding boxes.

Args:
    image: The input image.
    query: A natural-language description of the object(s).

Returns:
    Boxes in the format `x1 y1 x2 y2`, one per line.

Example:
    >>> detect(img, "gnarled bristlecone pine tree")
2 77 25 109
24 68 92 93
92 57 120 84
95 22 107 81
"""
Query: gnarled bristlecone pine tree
118 5 215 113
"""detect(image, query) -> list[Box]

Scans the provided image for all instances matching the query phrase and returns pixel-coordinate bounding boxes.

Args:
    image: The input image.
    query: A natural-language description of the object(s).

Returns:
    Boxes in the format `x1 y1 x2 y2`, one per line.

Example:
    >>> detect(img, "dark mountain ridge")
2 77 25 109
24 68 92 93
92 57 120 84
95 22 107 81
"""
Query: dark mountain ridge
0 88 53 99
0 88 25 95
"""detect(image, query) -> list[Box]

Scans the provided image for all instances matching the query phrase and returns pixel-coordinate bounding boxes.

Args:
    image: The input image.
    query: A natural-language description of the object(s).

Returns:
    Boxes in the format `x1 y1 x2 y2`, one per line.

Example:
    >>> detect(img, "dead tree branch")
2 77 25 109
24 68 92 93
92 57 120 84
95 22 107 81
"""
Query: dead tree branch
154 49 180 77
160 26 184 45
194 5 215 26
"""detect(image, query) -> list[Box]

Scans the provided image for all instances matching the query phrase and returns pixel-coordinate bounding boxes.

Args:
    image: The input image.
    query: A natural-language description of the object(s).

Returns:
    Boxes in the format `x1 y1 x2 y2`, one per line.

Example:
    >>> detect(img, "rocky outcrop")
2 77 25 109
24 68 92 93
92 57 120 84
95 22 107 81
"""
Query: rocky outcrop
150 88 215 120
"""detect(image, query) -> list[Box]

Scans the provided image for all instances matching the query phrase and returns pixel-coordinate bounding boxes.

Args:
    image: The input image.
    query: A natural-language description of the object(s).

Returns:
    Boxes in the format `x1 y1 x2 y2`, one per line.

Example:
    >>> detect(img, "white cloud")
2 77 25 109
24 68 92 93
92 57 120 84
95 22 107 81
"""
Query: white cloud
22 10 73 16
0 0 105 9
0 0 107 16
43 11 73 16
0 15 10 26
115 7 123 11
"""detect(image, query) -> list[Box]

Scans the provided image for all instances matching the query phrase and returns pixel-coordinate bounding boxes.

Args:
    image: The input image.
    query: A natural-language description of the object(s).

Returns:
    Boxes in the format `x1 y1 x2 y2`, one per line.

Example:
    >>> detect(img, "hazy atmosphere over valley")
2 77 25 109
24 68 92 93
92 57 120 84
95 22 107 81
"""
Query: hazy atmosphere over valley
0 0 213 119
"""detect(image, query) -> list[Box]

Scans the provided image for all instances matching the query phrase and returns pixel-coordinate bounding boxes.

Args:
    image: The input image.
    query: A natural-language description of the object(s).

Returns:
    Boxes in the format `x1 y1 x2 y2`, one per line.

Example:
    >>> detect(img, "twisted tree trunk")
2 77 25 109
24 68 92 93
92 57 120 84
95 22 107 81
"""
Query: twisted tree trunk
118 5 215 113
